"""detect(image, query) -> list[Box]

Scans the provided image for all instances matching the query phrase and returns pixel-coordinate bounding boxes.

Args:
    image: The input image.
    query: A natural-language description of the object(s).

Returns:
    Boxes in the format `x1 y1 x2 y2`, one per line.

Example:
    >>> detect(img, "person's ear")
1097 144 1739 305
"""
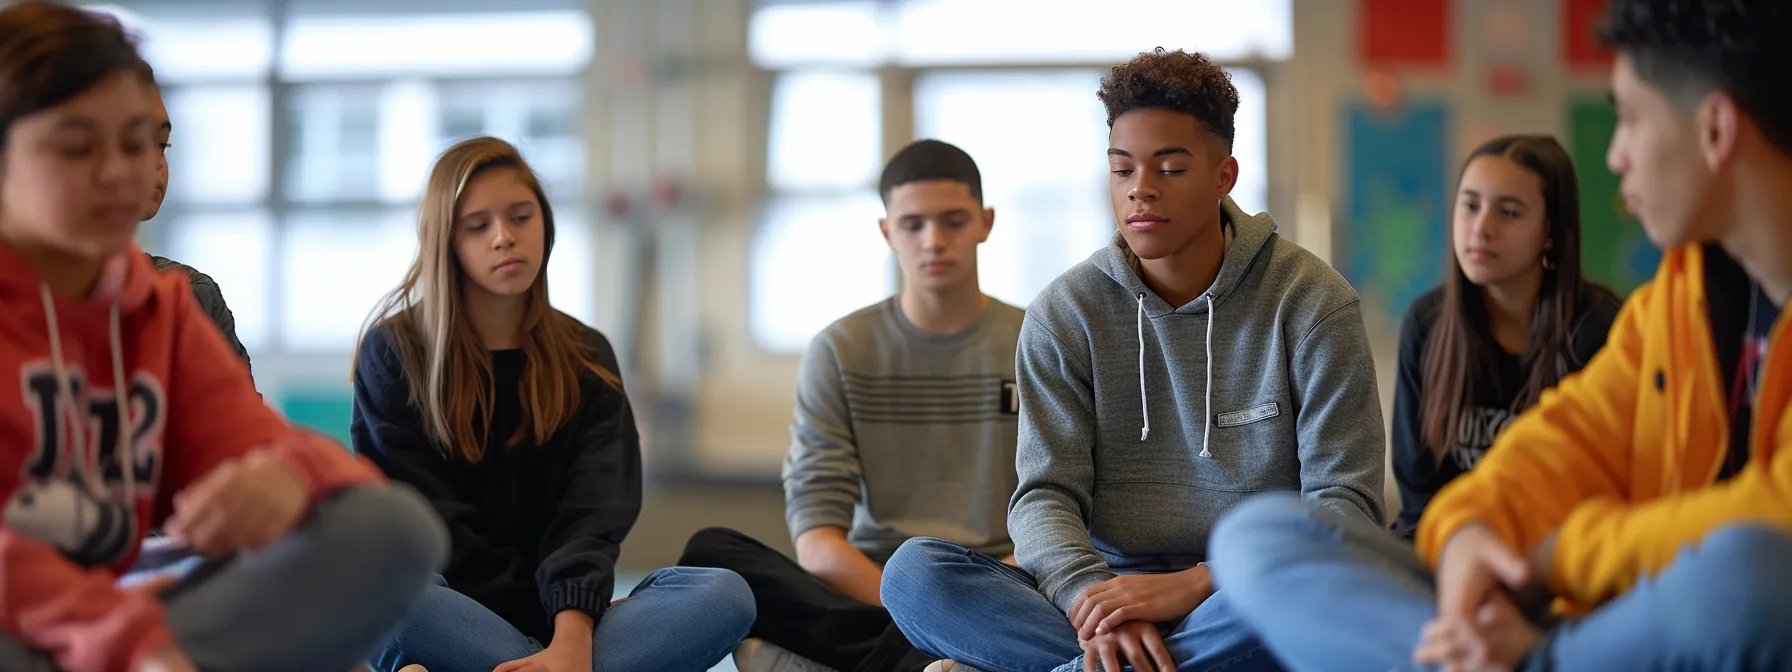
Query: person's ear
879 217 893 249
1214 154 1239 198
977 207 994 244
1699 90 1741 173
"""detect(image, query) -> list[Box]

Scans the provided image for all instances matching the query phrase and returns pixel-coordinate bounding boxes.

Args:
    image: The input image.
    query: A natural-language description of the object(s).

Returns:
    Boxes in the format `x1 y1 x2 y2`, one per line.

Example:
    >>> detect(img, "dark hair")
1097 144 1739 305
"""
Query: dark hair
0 1 145 151
878 139 982 205
1420 135 1618 459
1098 48 1239 151
1599 0 1792 152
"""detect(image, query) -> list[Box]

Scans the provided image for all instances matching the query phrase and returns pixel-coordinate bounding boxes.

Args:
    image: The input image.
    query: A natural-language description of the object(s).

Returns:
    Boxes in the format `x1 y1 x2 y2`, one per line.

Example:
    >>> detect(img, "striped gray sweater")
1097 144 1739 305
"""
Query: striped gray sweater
781 296 1024 562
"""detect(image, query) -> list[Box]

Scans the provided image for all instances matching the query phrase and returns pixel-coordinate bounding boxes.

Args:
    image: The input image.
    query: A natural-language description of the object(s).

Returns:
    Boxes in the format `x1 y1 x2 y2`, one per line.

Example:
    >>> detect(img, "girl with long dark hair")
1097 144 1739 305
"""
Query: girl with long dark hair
1390 134 1623 538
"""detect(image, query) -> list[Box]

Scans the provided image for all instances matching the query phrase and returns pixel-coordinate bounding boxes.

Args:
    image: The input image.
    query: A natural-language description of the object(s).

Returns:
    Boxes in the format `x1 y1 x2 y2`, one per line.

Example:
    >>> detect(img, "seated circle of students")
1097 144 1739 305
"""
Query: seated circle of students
1391 134 1622 539
678 138 1023 672
134 61 253 375
353 136 754 672
0 3 448 671
1211 0 1792 670
879 48 1387 672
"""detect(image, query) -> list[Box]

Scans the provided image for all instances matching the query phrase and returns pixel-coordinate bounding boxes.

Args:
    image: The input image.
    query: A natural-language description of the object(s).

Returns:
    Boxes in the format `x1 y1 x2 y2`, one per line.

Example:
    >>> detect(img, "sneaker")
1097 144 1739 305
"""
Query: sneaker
733 638 835 672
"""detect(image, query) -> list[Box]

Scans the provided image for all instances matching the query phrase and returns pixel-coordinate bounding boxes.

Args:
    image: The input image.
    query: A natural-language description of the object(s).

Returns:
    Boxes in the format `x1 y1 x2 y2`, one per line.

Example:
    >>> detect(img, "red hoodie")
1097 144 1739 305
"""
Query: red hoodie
0 241 382 672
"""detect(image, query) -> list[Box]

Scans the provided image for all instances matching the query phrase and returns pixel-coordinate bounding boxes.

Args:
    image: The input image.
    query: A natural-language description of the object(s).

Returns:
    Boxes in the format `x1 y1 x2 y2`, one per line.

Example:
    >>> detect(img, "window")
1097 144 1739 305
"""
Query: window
765 71 882 191
287 84 385 203
750 70 887 350
164 211 275 352
746 1 1284 351
164 86 270 204
910 67 1268 309
749 0 1292 68
280 10 593 80
749 193 892 353
436 81 585 197
87 1 595 360
913 70 1111 308
278 209 415 351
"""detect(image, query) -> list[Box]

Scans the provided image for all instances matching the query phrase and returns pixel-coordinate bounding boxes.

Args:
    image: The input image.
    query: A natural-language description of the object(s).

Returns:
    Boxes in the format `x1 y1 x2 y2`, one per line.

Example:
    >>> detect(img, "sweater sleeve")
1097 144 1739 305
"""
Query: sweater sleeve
1288 299 1389 525
1391 302 1438 538
351 327 534 611
1008 313 1115 614
780 333 861 542
534 333 642 622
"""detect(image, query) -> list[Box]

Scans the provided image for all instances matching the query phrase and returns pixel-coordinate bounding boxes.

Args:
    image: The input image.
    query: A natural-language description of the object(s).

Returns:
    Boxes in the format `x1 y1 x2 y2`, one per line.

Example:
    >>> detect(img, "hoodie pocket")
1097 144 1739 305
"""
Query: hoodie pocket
1193 397 1301 493
1214 402 1279 428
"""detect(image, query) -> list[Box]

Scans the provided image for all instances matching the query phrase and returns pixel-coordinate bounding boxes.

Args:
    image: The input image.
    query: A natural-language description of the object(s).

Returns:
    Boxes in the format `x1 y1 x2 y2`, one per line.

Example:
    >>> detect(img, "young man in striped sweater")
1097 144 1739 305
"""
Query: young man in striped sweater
680 139 1023 672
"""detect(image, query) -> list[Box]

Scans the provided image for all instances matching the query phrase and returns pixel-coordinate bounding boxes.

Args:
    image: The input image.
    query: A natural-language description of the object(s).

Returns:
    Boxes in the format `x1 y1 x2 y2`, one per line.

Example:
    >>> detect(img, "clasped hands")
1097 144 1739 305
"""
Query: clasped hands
1067 564 1214 672
1415 525 1552 672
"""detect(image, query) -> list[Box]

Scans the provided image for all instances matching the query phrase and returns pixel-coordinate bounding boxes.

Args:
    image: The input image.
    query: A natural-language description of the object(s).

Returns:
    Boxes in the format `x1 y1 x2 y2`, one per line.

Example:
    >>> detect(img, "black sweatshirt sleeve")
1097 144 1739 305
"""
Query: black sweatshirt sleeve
186 269 253 376
534 329 642 622
350 327 534 612
1390 295 1438 539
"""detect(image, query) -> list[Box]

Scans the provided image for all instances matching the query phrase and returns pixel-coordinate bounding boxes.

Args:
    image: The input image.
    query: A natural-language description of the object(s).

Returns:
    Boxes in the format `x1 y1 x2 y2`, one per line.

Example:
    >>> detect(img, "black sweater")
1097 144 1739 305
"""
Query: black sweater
351 319 641 642
1391 284 1622 538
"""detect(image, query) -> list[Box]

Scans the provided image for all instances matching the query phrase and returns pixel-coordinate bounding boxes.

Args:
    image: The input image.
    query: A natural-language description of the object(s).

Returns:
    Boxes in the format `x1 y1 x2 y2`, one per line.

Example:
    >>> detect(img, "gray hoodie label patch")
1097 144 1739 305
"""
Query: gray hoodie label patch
1215 402 1279 428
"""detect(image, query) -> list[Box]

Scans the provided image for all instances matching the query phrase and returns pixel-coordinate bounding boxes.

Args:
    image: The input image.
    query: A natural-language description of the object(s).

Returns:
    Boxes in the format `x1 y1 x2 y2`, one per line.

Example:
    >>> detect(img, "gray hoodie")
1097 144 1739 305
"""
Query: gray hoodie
1010 197 1387 613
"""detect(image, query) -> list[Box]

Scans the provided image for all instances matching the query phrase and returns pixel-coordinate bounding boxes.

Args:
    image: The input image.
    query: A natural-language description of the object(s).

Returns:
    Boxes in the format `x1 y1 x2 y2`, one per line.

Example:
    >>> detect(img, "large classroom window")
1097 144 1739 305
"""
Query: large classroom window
87 0 595 356
746 0 1287 352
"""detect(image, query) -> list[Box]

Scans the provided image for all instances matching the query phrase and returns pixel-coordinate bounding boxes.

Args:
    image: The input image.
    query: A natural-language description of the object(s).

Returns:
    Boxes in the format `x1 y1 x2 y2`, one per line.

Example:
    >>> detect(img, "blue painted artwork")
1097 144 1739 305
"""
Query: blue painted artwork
1342 101 1451 324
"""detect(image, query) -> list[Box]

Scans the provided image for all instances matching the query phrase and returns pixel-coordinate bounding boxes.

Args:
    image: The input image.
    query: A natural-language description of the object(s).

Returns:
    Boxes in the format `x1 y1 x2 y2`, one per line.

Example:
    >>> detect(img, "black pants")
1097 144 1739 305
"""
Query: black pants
679 527 934 672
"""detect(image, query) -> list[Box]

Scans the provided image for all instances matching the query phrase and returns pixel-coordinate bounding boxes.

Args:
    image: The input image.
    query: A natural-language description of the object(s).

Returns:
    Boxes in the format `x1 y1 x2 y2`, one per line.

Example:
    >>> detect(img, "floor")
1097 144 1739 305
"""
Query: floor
616 484 788 672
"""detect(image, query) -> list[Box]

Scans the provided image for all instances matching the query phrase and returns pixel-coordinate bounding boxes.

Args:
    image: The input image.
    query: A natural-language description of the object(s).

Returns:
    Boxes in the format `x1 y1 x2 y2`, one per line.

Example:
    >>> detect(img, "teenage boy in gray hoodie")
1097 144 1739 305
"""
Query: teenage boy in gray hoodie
881 49 1387 672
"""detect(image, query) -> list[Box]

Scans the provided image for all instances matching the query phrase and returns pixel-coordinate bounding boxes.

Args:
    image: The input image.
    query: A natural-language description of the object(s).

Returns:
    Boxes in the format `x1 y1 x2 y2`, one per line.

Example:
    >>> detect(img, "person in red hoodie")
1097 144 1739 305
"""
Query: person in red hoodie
0 3 448 672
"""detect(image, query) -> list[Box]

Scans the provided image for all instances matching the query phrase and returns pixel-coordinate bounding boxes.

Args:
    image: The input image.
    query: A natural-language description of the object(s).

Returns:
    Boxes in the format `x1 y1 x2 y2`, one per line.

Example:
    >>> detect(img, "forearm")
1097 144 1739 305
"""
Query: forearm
548 609 596 656
795 527 884 606
1012 492 1116 613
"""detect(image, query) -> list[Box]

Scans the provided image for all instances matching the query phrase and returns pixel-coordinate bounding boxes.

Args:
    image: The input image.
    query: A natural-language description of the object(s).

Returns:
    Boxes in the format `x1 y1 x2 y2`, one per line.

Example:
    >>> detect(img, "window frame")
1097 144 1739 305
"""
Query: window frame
746 59 1286 355
122 0 593 354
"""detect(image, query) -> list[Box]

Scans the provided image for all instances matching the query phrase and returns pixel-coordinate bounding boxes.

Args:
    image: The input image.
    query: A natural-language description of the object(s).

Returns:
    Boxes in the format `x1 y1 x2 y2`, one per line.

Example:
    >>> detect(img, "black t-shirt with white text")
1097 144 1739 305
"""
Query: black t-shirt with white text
1390 285 1624 538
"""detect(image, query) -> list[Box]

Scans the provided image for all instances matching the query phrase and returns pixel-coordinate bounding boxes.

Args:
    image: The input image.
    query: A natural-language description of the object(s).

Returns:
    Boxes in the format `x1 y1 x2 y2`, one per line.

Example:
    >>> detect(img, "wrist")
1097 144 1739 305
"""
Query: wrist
551 609 595 649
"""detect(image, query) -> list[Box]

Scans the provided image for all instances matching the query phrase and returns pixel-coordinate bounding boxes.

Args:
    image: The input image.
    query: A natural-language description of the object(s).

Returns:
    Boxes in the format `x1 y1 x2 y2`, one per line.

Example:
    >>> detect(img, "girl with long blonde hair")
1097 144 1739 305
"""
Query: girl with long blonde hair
352 137 752 672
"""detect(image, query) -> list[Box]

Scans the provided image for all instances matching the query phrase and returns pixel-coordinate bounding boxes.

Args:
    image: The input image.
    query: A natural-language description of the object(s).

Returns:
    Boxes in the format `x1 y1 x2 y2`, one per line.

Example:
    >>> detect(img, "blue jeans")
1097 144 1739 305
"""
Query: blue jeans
882 537 1281 672
0 485 447 672
376 566 754 672
1209 492 1792 672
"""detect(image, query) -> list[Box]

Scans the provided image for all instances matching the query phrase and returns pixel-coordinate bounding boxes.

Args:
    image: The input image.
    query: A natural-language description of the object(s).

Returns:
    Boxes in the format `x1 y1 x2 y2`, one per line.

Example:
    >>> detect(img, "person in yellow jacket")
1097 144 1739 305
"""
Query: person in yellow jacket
1207 0 1792 670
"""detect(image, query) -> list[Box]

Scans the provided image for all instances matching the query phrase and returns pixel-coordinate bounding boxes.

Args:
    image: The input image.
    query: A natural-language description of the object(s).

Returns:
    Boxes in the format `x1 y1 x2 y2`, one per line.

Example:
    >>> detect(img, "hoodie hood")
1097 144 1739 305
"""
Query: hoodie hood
1090 196 1279 453
0 241 157 312
1093 195 1278 316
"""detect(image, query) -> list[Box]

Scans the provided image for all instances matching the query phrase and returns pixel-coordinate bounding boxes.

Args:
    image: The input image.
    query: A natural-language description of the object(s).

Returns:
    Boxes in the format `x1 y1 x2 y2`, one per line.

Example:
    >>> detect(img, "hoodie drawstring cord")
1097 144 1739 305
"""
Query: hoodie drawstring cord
109 304 133 500
39 285 133 499
1136 293 1150 442
1200 293 1215 459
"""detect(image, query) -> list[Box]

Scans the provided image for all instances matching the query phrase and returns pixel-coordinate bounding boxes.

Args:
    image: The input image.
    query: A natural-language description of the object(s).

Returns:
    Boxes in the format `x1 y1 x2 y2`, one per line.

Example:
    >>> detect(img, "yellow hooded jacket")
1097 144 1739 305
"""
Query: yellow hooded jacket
1417 244 1788 610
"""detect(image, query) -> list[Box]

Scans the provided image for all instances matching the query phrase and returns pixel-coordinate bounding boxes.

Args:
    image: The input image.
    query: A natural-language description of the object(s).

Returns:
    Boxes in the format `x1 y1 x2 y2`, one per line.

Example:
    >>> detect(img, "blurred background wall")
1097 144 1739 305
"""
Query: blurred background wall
86 0 1649 570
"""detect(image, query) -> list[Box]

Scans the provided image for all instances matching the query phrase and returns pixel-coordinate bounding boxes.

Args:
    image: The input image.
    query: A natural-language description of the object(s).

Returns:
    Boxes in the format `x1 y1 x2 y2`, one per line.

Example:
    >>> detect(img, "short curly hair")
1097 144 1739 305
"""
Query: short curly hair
1097 48 1239 152
1600 0 1792 152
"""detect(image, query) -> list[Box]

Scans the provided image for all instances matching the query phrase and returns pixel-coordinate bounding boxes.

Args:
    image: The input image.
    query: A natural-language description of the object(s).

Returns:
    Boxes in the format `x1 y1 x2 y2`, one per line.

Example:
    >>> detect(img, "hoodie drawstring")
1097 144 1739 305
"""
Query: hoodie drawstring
1134 290 1217 459
1135 293 1149 442
39 285 133 500
1200 293 1215 459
